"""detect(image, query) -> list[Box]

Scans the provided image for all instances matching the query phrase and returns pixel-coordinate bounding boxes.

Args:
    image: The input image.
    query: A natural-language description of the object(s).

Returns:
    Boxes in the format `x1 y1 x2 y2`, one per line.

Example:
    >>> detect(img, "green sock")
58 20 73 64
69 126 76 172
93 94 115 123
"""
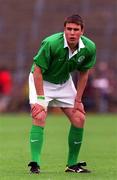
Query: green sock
67 125 84 166
30 125 44 165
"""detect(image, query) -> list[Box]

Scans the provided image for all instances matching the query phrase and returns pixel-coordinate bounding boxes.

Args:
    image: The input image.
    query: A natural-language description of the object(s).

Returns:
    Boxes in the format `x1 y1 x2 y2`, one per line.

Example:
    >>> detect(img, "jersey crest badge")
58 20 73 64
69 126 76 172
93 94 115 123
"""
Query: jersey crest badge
77 56 85 63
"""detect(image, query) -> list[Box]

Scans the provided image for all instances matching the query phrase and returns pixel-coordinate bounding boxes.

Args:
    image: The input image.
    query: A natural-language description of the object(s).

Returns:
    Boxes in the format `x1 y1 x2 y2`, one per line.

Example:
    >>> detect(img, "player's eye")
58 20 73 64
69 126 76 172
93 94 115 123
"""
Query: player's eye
67 27 72 31
74 28 80 31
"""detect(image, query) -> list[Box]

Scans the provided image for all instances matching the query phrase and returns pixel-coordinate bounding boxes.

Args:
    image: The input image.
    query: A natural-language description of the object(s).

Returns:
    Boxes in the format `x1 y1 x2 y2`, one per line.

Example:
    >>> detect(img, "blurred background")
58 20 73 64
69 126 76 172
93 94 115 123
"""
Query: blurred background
0 0 117 113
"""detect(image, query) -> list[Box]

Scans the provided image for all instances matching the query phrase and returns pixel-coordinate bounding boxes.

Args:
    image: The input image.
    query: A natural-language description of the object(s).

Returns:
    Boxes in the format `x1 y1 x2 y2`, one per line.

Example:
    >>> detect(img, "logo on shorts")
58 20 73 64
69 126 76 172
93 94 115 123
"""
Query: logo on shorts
77 56 85 63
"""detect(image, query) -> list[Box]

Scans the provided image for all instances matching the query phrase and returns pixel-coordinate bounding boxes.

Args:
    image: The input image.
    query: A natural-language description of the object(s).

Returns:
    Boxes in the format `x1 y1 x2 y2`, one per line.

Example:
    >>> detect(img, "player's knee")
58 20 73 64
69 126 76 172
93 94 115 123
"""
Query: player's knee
70 109 85 128
32 111 47 127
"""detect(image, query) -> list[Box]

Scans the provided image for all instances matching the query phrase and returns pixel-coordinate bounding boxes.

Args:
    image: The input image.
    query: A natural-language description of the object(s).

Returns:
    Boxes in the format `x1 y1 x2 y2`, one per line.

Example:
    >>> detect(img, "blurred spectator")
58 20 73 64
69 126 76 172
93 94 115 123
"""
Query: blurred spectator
92 62 111 112
0 67 12 112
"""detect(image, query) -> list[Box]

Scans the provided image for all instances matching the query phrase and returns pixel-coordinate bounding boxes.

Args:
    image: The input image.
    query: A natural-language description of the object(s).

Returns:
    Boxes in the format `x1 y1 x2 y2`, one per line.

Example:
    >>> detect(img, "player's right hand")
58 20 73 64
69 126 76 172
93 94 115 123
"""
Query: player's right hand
31 103 45 119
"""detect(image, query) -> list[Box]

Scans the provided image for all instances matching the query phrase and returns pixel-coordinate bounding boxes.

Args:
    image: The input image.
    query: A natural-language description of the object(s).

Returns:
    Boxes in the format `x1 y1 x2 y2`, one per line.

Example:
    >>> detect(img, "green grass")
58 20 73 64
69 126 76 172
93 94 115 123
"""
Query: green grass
0 113 117 180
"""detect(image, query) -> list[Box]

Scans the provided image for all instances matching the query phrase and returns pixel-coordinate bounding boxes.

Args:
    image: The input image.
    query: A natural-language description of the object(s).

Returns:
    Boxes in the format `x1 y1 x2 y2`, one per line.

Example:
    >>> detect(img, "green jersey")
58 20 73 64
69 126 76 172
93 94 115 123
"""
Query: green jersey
31 32 96 84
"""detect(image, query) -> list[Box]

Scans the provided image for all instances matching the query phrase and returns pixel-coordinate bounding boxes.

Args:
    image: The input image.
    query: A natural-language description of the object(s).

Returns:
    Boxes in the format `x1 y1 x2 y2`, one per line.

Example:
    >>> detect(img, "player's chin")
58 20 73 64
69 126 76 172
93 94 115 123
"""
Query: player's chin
69 40 77 46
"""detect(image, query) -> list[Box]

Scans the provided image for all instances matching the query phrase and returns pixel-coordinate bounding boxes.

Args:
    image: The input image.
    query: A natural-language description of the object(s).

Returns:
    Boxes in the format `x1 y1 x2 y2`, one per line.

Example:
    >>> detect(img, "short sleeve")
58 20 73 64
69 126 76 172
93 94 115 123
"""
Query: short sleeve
33 40 51 73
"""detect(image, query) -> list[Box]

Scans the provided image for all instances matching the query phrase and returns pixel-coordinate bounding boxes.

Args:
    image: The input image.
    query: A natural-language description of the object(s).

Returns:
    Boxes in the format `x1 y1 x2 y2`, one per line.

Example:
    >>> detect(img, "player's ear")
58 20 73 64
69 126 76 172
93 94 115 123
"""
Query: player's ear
81 28 84 35
64 26 66 31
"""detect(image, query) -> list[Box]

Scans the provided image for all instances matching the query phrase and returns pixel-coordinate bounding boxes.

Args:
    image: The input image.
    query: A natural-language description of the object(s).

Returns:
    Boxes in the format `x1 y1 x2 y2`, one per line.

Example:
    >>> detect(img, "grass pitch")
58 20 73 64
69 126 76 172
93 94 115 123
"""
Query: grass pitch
0 113 117 180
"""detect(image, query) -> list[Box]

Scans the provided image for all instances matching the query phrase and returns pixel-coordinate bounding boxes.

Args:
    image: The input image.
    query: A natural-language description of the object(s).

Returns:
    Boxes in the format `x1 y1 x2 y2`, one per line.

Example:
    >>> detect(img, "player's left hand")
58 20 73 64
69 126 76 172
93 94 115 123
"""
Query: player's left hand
74 99 85 115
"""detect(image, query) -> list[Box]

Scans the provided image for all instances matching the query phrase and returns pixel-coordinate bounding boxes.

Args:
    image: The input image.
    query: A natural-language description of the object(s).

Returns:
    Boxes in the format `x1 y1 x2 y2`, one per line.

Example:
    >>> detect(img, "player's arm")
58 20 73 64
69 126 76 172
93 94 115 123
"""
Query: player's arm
74 70 89 113
31 64 46 119
33 64 44 96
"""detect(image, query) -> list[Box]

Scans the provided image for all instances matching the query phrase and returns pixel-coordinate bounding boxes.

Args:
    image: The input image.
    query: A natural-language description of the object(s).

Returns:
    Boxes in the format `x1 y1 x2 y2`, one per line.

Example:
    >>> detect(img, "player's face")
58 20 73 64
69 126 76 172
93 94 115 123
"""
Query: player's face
64 23 84 48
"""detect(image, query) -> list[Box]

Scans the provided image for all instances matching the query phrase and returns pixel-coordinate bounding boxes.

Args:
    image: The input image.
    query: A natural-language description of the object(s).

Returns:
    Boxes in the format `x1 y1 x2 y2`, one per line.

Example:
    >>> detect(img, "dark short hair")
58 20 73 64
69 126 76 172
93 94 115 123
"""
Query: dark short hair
64 14 84 30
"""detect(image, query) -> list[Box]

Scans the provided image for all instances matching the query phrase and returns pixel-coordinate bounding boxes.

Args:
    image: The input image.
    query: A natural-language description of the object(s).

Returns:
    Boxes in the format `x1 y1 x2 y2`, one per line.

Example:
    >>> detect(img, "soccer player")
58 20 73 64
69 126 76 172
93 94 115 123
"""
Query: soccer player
28 14 96 174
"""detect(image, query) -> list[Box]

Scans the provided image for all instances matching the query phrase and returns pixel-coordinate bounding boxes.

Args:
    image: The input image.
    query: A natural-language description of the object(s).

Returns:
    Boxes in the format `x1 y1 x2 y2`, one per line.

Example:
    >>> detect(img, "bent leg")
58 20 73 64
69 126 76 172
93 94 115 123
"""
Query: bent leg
28 73 48 166
62 107 85 166
62 107 85 128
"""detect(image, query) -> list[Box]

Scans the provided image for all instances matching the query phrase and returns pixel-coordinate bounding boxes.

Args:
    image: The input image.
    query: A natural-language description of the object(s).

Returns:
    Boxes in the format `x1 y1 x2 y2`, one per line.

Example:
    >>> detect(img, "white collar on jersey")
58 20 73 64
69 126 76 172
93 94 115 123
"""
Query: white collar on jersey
63 33 85 52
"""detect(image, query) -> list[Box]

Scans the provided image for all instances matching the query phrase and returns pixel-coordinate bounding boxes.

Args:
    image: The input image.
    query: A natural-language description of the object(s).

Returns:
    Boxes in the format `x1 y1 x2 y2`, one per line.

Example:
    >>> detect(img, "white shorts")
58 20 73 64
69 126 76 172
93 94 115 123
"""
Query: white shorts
29 73 77 108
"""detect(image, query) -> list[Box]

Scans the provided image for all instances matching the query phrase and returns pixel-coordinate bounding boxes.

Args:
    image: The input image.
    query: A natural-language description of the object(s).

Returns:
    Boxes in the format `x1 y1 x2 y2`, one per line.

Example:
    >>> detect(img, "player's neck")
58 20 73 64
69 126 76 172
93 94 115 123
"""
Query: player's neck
69 44 79 53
